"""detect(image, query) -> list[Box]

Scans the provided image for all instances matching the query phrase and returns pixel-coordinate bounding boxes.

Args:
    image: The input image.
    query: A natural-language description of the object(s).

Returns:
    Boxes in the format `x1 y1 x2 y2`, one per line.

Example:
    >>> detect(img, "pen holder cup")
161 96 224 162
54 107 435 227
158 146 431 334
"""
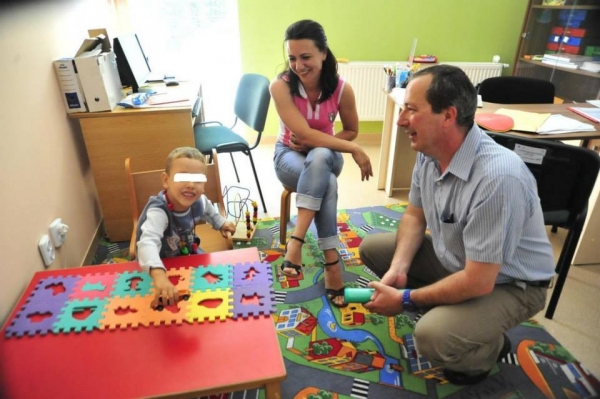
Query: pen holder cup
385 75 396 92
396 69 410 88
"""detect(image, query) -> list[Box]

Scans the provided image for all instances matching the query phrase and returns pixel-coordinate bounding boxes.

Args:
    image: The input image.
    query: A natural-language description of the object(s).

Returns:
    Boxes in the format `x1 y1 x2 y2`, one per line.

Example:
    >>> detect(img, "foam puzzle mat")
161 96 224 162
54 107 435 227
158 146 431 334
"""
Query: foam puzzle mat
5 261 275 338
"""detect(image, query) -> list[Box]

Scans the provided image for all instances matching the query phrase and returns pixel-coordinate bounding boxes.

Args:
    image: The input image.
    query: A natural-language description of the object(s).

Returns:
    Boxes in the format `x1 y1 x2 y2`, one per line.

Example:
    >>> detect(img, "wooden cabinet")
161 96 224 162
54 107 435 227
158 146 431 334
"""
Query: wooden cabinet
70 82 202 242
513 0 600 102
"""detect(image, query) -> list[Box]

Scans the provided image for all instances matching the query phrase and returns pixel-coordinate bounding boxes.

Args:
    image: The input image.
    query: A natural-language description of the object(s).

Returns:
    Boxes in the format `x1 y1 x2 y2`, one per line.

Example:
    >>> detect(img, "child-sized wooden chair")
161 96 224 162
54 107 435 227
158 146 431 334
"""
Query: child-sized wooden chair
125 148 233 260
280 185 295 245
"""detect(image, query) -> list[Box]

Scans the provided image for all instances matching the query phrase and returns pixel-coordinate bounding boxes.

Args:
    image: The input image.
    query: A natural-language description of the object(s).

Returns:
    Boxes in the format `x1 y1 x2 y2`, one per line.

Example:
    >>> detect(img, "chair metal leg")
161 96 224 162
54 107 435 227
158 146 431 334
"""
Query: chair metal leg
247 151 267 213
544 212 586 319
280 187 293 245
230 153 240 183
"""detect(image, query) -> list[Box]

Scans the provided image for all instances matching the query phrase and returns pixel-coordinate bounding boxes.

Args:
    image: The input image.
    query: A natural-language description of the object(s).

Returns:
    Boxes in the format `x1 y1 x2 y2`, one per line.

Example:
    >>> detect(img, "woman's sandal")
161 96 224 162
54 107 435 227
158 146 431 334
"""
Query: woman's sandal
280 235 305 277
324 258 347 308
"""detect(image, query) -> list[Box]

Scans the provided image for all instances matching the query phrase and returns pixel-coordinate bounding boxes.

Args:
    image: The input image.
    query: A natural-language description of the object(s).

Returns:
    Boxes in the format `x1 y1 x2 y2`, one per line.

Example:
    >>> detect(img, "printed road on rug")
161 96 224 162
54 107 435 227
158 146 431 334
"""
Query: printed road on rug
94 203 599 398
231 203 599 399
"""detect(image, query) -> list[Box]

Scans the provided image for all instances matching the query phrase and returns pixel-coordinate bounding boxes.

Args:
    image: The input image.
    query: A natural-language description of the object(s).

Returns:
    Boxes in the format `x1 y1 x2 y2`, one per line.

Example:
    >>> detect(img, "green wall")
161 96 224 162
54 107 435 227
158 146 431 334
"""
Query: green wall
238 0 529 135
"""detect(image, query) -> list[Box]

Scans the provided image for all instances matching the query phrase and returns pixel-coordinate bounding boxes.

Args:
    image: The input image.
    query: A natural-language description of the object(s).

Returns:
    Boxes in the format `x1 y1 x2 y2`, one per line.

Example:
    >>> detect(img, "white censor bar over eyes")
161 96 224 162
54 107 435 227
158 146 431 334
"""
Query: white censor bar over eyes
174 173 207 183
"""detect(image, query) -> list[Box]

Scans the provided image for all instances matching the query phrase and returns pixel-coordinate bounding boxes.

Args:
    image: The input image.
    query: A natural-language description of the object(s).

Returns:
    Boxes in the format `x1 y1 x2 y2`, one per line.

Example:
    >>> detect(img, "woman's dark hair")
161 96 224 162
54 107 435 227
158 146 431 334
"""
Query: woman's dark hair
279 19 339 103
411 65 477 129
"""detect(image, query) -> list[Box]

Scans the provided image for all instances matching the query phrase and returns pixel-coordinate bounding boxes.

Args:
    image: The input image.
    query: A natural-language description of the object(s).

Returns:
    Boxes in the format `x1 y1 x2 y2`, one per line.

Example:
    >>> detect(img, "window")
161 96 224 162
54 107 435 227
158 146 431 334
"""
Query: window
124 0 241 121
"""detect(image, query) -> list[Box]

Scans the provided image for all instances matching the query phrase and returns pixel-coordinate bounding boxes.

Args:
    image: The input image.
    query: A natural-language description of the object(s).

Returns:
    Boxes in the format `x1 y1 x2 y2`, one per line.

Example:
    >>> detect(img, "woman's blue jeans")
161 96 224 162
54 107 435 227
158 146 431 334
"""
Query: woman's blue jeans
274 142 344 250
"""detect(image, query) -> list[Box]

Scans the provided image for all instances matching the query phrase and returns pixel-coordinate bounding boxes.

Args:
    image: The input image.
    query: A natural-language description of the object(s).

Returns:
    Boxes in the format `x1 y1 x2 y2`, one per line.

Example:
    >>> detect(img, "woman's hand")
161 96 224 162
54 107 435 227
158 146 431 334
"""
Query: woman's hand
352 147 373 181
289 133 311 153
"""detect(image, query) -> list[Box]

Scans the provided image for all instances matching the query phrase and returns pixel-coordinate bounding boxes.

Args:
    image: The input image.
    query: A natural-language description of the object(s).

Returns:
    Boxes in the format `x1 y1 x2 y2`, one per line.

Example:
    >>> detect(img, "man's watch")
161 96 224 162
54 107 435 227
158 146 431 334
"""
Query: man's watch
402 289 418 312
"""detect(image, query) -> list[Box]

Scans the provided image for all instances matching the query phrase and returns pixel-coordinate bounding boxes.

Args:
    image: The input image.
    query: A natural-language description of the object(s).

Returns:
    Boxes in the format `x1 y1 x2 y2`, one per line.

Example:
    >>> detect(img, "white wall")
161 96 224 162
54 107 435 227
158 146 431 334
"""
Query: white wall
0 0 115 322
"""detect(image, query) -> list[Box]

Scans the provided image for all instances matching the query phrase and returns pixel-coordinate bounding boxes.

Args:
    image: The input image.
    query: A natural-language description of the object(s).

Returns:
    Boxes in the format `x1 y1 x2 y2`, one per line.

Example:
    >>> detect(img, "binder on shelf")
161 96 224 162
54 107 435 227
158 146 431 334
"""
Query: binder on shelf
53 59 87 113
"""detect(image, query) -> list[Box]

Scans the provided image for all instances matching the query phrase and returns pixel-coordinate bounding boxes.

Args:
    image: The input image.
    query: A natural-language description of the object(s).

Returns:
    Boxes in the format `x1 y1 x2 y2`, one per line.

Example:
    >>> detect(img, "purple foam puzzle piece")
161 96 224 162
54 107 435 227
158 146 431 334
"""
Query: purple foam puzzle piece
28 275 81 305
5 295 67 338
5 276 81 338
232 261 273 288
232 285 276 319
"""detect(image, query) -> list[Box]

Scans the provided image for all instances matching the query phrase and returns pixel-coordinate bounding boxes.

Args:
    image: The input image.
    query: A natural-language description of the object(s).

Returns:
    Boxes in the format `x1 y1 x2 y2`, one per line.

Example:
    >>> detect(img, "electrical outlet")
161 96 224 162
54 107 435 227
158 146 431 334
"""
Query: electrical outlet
49 218 69 247
39 235 55 267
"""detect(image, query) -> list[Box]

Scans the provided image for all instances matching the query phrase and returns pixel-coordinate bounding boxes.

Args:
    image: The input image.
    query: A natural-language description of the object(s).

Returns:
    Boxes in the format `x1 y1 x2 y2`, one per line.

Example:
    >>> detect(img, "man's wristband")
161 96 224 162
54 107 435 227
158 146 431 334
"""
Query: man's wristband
402 289 418 312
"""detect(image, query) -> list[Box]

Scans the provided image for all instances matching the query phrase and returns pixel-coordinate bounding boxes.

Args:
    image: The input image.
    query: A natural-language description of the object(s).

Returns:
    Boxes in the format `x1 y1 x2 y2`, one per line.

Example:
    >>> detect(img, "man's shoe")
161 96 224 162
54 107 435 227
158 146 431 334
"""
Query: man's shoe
444 333 512 385
497 333 511 361
443 368 490 385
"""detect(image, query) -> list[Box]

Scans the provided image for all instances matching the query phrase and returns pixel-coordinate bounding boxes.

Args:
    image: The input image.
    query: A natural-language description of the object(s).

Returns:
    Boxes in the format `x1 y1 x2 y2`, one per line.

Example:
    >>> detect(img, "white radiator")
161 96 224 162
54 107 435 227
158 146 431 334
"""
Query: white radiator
438 62 505 86
337 61 506 121
338 61 392 121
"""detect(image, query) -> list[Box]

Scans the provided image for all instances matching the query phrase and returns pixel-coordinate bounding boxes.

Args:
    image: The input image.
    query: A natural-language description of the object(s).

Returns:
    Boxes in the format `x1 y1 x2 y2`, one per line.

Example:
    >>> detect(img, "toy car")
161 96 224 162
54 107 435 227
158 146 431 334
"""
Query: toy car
153 289 191 311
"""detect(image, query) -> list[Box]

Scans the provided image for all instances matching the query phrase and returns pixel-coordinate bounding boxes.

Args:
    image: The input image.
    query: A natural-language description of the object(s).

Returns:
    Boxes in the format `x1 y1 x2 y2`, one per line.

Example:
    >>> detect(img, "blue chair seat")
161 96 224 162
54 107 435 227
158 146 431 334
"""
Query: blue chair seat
193 73 271 213
194 125 250 154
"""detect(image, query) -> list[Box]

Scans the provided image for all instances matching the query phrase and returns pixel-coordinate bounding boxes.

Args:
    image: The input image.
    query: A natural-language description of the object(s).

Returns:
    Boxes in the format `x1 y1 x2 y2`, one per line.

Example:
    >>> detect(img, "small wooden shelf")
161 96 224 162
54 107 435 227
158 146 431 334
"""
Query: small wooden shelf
514 1 600 102
532 5 600 10
519 58 600 78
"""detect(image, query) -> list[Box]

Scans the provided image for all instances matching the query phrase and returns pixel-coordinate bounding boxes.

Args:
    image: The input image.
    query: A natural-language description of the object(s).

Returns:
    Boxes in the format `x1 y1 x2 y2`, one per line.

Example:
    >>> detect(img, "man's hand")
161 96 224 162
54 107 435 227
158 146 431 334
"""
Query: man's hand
364 282 404 316
380 269 408 289
150 268 178 307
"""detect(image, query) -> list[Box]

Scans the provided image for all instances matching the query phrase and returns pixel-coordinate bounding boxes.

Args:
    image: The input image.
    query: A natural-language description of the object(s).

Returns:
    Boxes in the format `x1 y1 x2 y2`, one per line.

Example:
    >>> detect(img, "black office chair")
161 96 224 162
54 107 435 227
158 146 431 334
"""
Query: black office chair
487 132 600 319
478 76 555 104
193 73 271 213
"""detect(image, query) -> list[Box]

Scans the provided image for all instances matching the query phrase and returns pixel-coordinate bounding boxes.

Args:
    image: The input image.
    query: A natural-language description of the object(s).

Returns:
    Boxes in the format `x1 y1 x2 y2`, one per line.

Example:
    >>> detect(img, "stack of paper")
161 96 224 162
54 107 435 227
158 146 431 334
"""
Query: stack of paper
536 114 595 134
493 108 595 134
587 100 600 108
580 62 600 73
494 109 551 132
567 107 600 123
541 54 595 70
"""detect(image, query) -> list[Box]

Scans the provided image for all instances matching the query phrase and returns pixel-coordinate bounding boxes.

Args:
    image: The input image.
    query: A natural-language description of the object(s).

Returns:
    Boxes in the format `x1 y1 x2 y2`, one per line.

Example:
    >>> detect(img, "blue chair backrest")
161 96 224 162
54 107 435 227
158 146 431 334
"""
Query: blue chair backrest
234 73 271 133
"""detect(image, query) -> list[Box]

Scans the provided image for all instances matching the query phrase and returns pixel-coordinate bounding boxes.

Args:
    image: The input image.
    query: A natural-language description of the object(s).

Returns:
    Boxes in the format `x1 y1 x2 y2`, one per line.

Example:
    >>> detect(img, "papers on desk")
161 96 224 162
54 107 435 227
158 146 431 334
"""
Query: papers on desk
536 114 595 134
494 108 595 134
568 106 600 123
117 91 190 108
494 109 551 132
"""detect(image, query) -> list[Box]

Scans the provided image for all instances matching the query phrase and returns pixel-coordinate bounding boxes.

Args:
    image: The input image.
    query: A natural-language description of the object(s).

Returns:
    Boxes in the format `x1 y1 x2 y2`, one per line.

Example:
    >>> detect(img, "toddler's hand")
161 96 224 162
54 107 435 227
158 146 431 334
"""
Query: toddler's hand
150 268 178 307
221 221 236 238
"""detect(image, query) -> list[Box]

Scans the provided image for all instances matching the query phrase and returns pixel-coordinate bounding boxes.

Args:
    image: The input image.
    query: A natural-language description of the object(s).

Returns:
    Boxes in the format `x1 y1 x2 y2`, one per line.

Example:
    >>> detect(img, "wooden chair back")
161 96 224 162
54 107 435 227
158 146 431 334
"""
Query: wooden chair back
125 148 232 260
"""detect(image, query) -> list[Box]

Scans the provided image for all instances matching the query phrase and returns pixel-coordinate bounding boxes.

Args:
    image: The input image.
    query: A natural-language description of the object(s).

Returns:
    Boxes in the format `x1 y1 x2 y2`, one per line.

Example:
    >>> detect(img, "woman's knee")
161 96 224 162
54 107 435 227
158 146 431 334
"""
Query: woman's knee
305 147 336 168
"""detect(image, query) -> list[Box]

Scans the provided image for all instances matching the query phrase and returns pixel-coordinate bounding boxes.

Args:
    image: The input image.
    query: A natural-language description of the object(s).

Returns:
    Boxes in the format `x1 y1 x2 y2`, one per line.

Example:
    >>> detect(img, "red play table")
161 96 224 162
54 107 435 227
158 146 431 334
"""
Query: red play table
0 247 286 399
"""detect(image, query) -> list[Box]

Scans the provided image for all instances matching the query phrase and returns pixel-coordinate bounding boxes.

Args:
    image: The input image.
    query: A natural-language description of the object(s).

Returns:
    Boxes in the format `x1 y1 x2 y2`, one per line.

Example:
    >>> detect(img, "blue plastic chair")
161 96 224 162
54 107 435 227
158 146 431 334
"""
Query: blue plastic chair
193 73 271 212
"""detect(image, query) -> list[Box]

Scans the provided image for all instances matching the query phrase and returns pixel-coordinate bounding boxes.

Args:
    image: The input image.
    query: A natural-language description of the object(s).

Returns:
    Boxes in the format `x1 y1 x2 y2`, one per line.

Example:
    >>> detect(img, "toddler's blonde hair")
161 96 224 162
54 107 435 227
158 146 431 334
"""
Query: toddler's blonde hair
165 147 206 174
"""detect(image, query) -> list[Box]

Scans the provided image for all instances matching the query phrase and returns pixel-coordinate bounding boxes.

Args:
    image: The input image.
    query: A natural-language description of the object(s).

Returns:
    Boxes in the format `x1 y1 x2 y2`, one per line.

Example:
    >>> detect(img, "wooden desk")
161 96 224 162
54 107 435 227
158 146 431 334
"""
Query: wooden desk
70 82 202 242
0 247 286 399
479 102 600 146
378 93 600 195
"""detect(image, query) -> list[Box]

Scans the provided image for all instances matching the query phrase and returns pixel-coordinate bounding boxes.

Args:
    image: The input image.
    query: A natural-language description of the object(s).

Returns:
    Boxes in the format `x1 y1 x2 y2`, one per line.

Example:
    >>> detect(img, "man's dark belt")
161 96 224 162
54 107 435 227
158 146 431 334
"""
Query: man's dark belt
523 279 552 288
